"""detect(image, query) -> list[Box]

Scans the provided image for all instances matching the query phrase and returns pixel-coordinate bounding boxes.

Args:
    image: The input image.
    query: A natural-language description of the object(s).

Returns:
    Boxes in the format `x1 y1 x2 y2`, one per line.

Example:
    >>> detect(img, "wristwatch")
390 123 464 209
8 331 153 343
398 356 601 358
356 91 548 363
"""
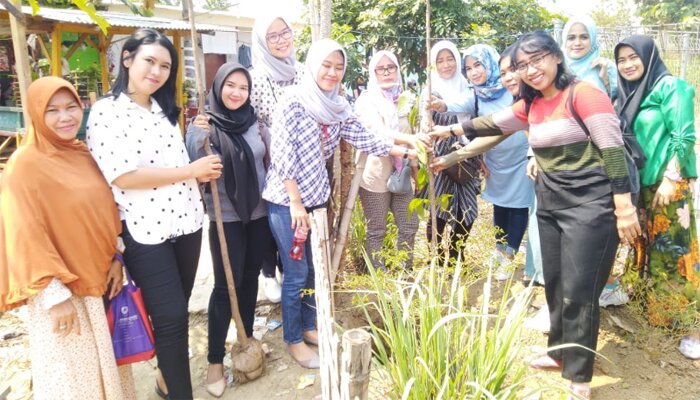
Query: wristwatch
403 147 409 159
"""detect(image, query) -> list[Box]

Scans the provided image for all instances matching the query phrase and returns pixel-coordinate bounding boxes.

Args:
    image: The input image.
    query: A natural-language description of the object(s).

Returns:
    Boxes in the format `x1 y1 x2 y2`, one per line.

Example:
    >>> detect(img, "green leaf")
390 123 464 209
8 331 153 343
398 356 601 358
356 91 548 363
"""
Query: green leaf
71 0 110 34
416 167 428 190
415 140 428 166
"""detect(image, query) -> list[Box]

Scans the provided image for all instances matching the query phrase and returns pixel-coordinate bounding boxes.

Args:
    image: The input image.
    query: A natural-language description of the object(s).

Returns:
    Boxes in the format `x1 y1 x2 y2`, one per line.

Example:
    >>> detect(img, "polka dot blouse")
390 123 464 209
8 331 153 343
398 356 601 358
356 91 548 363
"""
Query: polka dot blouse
86 94 204 245
249 62 306 128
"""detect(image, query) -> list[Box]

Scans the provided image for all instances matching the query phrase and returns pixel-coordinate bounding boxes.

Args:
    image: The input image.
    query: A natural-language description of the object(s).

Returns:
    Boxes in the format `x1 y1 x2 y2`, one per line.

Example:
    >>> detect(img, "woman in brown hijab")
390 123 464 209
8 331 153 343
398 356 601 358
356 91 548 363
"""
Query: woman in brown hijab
0 77 135 399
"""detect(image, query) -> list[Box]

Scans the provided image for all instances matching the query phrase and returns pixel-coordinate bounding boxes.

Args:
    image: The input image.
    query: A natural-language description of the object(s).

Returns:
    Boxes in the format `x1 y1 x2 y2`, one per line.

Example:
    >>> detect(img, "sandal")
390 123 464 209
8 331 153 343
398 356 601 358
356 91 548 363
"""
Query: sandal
567 383 591 400
529 355 562 370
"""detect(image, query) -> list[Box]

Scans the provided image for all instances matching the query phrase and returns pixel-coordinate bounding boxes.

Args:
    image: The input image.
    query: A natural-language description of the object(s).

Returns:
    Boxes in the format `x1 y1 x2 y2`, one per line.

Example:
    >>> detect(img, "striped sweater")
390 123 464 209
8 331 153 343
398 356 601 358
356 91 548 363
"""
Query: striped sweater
461 82 631 210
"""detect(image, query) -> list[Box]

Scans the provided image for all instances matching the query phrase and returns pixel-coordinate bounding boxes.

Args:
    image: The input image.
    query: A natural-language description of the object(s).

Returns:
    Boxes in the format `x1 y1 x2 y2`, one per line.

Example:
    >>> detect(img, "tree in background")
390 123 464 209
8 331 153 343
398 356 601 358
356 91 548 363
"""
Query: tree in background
591 0 637 27
635 0 700 24
331 0 558 80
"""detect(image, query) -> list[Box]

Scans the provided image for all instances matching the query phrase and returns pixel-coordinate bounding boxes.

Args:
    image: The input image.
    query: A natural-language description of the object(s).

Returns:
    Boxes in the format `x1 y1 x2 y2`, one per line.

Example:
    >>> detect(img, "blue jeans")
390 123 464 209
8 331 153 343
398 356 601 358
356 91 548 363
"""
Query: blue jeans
493 205 529 255
267 202 317 344
524 198 544 284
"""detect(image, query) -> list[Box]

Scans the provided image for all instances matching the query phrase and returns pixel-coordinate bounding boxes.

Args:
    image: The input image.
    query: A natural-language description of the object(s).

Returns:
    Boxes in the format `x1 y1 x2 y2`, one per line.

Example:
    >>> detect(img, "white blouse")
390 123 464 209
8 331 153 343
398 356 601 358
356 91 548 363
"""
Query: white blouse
249 62 306 128
86 94 204 245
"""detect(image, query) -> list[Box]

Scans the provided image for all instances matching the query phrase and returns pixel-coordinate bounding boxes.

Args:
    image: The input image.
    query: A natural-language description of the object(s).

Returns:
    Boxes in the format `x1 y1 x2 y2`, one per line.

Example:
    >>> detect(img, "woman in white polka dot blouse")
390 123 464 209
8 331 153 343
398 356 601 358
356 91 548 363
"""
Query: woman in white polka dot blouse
86 29 222 400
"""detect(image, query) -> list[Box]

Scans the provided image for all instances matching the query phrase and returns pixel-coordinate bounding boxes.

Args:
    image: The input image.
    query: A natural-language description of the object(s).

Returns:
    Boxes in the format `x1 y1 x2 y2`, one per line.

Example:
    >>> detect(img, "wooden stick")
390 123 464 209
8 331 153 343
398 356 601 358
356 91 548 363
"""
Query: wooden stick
425 0 437 249
185 0 248 344
340 329 372 400
310 208 341 400
331 153 367 282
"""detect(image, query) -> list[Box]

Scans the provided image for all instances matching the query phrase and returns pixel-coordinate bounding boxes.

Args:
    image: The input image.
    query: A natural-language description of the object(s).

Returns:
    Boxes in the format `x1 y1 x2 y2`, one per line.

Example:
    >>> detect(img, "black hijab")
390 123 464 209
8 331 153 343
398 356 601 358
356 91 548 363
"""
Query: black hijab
206 62 259 223
614 35 671 132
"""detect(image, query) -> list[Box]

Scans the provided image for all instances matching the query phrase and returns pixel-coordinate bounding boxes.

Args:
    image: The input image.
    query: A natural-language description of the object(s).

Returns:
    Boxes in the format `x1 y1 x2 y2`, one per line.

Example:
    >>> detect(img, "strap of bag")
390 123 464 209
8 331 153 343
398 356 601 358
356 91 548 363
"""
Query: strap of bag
566 81 590 137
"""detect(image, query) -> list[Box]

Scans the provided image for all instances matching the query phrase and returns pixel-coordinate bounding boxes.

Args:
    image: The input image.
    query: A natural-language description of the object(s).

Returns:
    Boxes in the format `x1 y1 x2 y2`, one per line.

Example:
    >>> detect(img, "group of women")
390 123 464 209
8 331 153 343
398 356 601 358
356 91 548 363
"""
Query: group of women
0 13 697 400
430 19 698 400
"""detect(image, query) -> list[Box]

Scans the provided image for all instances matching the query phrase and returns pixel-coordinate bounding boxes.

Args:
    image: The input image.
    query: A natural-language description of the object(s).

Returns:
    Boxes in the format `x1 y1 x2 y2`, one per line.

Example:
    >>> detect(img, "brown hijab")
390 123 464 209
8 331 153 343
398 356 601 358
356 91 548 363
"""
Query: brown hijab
0 77 121 311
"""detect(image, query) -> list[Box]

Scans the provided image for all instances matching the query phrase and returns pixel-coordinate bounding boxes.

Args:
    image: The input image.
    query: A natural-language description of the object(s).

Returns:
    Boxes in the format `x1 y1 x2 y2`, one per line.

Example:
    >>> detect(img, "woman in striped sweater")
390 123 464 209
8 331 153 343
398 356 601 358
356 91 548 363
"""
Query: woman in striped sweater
430 31 640 400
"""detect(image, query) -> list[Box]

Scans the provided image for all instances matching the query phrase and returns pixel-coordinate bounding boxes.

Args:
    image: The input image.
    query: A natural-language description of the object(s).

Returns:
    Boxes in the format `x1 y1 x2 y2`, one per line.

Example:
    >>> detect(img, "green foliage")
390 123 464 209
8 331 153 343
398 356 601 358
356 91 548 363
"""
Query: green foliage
591 0 636 27
359 254 554 399
295 23 366 90
635 0 700 24
22 0 110 33
332 0 557 80
202 0 231 11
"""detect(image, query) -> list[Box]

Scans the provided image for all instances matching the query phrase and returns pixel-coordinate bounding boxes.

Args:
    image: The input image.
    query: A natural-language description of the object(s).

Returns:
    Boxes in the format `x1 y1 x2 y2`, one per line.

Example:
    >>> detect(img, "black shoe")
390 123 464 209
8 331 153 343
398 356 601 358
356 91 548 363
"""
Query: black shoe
155 382 169 399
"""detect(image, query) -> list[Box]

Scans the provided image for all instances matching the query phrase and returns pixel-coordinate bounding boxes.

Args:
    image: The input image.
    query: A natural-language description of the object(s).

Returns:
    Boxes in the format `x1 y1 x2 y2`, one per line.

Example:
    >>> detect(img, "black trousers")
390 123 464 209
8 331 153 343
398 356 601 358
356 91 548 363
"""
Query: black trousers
260 237 282 278
207 218 273 364
538 194 619 383
122 224 202 400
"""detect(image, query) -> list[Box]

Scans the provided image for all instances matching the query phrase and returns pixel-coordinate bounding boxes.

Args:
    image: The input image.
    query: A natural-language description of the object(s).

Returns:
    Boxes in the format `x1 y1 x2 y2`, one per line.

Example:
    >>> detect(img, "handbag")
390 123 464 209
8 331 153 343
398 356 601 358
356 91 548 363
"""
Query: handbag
106 264 156 366
387 159 413 194
444 141 482 185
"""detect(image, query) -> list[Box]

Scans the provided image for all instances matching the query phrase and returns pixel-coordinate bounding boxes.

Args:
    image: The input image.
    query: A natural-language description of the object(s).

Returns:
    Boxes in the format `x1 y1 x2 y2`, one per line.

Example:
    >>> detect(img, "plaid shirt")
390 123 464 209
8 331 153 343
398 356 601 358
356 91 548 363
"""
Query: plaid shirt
262 95 393 207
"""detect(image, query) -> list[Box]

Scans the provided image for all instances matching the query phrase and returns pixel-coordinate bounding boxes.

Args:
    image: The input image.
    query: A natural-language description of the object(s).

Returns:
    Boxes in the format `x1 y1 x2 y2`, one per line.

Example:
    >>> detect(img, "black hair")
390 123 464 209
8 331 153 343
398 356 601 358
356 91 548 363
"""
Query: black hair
498 43 521 102
110 29 180 126
515 30 576 104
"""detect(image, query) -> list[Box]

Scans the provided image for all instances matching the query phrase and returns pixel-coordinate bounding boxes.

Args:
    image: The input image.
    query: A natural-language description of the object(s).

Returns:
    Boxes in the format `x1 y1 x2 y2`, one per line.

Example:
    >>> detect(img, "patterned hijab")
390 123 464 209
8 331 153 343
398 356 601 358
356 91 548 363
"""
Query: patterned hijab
430 40 471 104
252 15 297 83
463 44 507 101
367 50 403 103
294 38 351 125
614 35 671 132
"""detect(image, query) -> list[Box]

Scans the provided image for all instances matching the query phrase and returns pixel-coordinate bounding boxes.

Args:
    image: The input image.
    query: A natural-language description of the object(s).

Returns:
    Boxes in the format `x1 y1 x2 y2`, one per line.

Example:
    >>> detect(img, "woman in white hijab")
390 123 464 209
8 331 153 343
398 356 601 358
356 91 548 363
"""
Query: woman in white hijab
422 40 482 262
249 15 306 303
355 50 427 271
261 39 422 368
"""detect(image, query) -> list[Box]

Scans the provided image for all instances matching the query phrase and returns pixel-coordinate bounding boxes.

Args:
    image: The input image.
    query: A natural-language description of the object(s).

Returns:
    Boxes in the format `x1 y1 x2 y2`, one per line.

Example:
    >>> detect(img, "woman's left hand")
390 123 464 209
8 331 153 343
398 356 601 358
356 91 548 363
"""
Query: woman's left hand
105 259 123 300
615 206 642 244
430 156 448 173
193 114 210 132
592 58 610 92
413 133 432 147
652 177 676 209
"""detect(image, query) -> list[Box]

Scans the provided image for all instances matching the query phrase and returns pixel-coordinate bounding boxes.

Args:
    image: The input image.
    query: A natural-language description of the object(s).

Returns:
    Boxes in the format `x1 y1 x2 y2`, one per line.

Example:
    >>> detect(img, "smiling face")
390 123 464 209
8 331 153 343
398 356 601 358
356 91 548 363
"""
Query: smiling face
221 70 249 110
266 18 293 59
464 56 487 86
374 55 398 86
435 49 457 80
316 50 345 92
123 43 172 98
616 45 645 82
44 88 83 140
565 23 592 60
499 56 520 97
516 49 561 98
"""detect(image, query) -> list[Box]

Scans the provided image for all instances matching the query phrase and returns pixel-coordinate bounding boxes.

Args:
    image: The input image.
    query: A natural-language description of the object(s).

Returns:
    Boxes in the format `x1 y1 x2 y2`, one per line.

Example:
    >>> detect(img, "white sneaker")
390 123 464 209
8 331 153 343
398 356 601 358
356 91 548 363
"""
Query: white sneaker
599 286 629 308
679 336 700 359
263 276 281 303
492 251 512 281
524 304 550 332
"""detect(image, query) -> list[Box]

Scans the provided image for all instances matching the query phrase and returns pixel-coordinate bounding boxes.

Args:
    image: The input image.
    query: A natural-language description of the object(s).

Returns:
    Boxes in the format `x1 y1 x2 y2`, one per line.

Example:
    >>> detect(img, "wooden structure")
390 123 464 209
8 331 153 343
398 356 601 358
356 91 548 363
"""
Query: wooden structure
0 4 236 139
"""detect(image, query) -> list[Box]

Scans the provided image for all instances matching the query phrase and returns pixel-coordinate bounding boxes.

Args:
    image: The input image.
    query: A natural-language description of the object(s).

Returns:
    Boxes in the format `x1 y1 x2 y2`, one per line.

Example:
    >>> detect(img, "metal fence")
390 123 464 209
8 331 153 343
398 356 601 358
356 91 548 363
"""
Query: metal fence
590 25 700 117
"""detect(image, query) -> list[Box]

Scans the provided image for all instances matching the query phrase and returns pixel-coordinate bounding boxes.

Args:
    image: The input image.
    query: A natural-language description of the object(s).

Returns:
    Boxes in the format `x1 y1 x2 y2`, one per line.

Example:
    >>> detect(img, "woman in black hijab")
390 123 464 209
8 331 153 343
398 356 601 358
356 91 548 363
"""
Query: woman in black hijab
186 62 273 397
615 35 699 360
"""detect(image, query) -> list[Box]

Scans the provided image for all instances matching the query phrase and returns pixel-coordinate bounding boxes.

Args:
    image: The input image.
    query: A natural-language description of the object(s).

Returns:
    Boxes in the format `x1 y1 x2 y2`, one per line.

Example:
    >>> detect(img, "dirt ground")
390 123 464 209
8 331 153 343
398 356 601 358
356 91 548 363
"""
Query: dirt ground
3 278 700 400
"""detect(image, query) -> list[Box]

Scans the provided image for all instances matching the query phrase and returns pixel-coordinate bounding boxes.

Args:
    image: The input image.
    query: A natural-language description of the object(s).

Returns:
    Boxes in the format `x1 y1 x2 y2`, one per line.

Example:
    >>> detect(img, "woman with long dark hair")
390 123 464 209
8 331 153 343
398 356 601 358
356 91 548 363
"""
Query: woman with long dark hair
186 62 273 397
615 35 699 359
87 29 222 399
431 31 640 399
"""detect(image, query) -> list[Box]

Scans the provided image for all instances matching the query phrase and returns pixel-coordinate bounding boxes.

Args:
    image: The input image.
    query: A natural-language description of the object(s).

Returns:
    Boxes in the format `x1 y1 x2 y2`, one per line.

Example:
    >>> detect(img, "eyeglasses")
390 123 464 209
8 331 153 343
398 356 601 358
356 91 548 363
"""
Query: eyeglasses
374 65 398 75
515 53 551 74
266 28 293 44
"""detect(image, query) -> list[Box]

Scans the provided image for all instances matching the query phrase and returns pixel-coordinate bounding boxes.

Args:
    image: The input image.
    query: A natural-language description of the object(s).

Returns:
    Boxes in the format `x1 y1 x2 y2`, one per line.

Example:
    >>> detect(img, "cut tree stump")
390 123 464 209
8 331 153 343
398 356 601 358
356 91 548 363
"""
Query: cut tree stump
340 329 371 400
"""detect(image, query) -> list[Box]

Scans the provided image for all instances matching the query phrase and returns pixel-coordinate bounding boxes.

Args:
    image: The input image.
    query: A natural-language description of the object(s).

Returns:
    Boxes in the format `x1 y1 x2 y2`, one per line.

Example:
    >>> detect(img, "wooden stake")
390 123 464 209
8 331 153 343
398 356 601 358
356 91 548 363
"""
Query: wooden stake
425 0 438 249
331 153 367 282
340 329 372 400
7 0 31 127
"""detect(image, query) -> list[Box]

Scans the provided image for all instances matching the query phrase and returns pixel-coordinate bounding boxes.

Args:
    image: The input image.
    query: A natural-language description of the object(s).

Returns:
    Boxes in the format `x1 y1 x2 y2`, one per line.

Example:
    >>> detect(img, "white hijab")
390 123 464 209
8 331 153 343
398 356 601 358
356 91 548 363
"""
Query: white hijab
430 40 470 104
295 38 351 125
252 15 297 83
367 50 402 93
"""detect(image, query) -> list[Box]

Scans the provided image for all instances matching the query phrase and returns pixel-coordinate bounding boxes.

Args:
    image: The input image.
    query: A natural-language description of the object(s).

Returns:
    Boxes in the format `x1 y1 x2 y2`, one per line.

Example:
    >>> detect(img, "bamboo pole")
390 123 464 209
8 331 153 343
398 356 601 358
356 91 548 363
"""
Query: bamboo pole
340 329 372 400
425 0 438 248
51 27 62 77
310 208 341 400
331 153 367 282
7 0 30 126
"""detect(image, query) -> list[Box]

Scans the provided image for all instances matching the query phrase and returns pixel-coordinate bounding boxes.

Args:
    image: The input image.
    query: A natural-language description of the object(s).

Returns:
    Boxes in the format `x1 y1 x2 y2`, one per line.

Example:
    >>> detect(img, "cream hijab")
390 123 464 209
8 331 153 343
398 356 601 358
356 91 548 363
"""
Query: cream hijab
430 40 470 104
252 15 297 83
295 38 351 124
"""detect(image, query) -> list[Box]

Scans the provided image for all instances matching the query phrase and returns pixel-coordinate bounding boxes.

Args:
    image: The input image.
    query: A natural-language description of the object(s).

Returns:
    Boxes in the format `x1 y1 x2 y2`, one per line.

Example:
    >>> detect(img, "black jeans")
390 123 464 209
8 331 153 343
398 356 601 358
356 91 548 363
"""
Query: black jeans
538 194 619 383
207 218 273 364
260 237 282 278
122 224 202 400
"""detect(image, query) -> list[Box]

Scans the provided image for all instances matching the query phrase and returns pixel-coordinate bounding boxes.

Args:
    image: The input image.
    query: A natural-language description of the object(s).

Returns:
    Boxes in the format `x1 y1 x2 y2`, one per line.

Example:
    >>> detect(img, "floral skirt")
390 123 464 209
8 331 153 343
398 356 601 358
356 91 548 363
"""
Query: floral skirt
626 179 700 330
